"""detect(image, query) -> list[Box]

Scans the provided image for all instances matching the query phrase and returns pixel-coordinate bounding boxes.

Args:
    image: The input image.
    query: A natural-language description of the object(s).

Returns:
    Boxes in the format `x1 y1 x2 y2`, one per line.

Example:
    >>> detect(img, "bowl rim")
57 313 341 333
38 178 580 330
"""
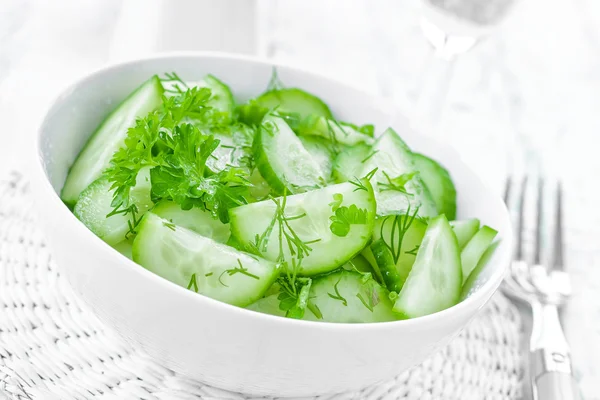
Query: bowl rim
33 50 513 331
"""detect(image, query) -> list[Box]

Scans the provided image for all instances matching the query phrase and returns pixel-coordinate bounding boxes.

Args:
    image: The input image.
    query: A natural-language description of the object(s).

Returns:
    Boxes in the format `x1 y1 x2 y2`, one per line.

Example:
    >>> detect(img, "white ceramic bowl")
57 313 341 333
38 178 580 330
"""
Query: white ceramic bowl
31 53 512 397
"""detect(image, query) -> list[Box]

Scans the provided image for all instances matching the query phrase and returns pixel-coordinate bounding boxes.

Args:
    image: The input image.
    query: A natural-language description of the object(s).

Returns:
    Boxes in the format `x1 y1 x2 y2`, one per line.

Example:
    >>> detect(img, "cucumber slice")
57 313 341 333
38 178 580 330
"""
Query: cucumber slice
450 219 480 249
370 240 404 293
393 215 461 318
370 214 428 292
298 117 374 146
332 143 372 183
413 153 457 220
461 225 498 284
304 270 397 323
248 168 272 202
360 128 437 217
253 114 326 194
254 88 333 120
152 201 230 243
206 124 254 174
298 136 335 181
461 241 500 299
113 239 133 260
197 74 235 117
229 179 376 276
361 246 385 284
133 213 278 307
61 76 164 205
342 254 375 274
246 292 285 317
74 167 153 246
237 101 268 127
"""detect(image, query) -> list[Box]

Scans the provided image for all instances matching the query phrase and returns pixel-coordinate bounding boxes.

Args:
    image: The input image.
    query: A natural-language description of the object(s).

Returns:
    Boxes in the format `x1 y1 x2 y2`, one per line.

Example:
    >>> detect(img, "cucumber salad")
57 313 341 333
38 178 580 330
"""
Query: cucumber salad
63 72 498 323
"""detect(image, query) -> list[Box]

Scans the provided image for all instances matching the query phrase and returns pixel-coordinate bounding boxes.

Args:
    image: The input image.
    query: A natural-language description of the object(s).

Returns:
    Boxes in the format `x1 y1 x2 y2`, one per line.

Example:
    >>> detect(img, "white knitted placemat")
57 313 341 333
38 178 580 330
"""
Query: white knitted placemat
0 173 524 400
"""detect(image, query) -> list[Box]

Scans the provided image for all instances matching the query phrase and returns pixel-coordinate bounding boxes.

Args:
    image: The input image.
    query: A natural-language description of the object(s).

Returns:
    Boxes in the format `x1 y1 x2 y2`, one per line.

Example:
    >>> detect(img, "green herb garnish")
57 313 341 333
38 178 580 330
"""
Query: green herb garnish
329 204 368 237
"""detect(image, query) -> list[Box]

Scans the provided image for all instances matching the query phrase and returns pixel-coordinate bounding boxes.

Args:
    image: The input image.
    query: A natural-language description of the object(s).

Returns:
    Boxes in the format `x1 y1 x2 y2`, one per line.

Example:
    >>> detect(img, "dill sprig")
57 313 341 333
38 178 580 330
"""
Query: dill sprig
379 205 421 264
378 171 417 194
327 278 348 306
218 259 260 287
187 273 199 293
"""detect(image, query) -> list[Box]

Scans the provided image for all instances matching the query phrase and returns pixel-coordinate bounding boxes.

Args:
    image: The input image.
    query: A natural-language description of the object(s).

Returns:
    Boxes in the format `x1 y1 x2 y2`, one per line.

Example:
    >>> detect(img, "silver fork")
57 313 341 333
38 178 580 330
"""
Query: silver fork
501 177 581 400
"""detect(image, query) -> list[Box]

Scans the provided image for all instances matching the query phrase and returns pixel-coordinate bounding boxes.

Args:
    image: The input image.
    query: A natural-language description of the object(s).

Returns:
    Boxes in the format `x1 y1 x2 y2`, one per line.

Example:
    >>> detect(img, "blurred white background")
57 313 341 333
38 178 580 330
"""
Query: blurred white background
1 0 599 398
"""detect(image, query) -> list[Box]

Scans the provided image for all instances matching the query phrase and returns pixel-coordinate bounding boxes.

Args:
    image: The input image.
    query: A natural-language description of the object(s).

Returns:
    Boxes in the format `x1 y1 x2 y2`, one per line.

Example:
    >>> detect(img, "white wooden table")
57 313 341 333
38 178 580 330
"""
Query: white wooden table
0 0 598 398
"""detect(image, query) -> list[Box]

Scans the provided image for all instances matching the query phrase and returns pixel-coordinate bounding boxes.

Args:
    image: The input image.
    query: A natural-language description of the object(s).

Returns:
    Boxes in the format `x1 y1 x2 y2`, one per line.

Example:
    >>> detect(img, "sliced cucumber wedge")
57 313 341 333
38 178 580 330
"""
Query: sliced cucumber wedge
359 128 438 217
253 114 326 194
246 292 286 317
393 215 461 318
197 74 235 117
152 201 230 243
413 153 457 220
461 241 500 299
332 143 372 183
361 245 385 284
248 168 272 202
206 124 254 174
298 135 335 181
450 219 480 249
74 167 153 246
342 254 375 274
113 239 133 260
254 88 333 120
304 270 397 323
133 213 278 307
298 117 374 146
229 179 376 276
61 76 164 206
461 225 498 284
370 213 428 293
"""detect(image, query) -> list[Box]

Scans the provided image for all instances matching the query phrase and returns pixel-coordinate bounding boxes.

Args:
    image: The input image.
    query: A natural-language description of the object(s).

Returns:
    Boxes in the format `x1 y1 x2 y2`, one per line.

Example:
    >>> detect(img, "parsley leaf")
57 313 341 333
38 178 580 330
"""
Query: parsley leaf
329 204 368 237
328 193 343 211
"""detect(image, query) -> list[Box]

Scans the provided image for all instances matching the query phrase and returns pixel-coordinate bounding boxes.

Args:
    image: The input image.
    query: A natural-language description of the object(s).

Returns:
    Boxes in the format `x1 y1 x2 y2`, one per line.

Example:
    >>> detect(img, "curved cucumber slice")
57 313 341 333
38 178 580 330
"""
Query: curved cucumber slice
461 225 498 284
413 153 457 220
133 213 278 307
254 88 333 120
342 254 375 274
74 167 153 246
360 128 437 217
298 117 374 146
206 124 254 174
332 143 372 183
253 114 326 194
61 76 164 206
451 219 480 249
298 136 335 181
152 201 230 243
113 239 133 260
198 74 235 117
370 214 428 292
461 241 500 299
304 270 397 323
248 168 272 202
229 179 376 276
361 246 385 284
370 239 404 293
246 292 285 317
393 215 461 318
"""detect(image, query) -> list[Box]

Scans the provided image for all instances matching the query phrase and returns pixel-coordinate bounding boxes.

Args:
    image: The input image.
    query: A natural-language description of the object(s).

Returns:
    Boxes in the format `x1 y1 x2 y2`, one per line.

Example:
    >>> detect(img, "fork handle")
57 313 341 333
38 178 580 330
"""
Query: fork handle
535 372 581 400
530 302 581 400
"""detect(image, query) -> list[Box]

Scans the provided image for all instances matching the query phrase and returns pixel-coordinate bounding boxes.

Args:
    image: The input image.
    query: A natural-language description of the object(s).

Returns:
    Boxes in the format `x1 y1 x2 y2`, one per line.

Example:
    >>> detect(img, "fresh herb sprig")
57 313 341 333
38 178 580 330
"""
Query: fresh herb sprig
104 86 249 232
379 205 421 264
